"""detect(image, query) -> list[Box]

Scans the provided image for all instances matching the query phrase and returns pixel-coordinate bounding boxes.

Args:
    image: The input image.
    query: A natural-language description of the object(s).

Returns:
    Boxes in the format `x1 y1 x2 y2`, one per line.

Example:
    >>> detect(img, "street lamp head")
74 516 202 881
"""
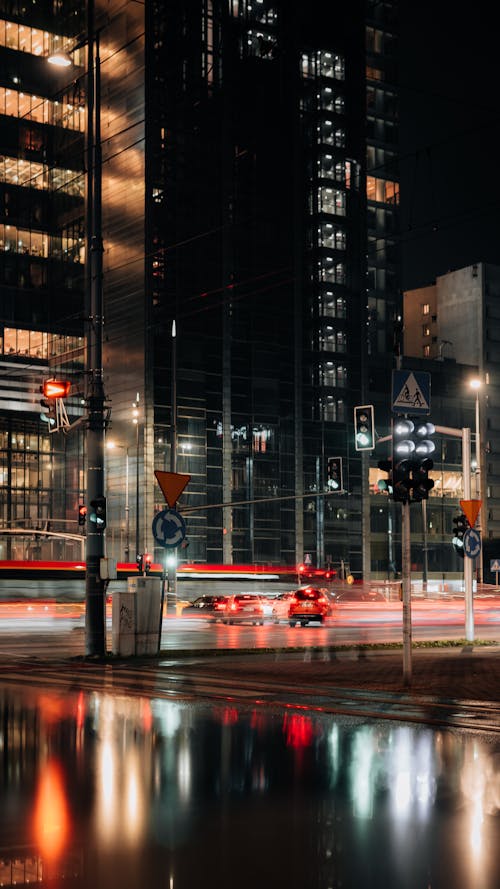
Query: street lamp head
47 51 73 67
469 378 481 391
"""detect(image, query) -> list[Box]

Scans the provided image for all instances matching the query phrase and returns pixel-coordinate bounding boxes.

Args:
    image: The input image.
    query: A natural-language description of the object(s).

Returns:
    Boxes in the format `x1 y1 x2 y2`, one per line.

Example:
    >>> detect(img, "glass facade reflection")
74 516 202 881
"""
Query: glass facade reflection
0 1 477 579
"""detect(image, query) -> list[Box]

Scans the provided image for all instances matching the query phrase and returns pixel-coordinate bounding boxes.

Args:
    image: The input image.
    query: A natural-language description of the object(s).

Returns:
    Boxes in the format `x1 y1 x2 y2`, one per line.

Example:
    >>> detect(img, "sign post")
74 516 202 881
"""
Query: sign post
153 470 191 630
490 559 500 586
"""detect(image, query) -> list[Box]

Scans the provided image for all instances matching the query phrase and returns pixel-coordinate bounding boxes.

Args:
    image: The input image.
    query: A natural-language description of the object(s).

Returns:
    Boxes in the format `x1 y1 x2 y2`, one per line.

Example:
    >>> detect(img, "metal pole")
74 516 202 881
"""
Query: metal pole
401 499 412 686
134 393 140 557
475 390 483 583
171 320 177 474
125 449 130 561
463 427 474 642
168 320 178 610
422 498 428 589
84 9 107 657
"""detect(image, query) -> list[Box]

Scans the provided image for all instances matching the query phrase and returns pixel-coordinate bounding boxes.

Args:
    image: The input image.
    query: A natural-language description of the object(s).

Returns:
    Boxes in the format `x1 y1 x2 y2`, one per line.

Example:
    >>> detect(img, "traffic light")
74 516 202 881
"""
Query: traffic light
39 380 70 429
377 458 393 494
89 496 106 529
354 405 375 451
452 513 469 558
411 421 435 501
327 456 343 492
392 418 415 503
392 417 436 503
42 379 71 398
39 386 56 427
143 553 152 575
137 553 144 573
78 504 87 526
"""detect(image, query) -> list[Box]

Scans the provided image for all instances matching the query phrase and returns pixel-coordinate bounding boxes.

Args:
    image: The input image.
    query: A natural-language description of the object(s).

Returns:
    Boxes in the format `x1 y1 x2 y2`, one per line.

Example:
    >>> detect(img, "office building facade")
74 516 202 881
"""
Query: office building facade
0 0 400 577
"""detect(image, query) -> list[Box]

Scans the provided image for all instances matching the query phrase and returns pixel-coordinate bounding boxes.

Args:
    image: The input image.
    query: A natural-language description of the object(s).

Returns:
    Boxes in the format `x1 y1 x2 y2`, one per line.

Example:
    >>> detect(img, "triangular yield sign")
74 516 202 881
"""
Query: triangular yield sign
154 470 191 507
459 499 482 528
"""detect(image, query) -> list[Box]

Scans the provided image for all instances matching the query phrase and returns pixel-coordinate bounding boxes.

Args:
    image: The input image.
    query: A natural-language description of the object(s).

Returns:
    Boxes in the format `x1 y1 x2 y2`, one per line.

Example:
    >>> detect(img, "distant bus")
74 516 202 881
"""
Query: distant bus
0 560 337 601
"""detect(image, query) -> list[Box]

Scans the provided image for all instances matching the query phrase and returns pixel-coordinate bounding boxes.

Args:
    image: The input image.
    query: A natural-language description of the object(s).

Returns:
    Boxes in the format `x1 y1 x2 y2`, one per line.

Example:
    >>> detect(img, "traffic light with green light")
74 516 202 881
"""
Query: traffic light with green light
377 458 393 495
354 405 375 451
327 456 343 492
89 496 106 529
452 513 469 558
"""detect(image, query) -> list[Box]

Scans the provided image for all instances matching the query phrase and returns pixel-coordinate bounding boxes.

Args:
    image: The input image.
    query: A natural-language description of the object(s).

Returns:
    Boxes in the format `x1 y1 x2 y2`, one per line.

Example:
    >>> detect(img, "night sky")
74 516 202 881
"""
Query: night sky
399 6 500 290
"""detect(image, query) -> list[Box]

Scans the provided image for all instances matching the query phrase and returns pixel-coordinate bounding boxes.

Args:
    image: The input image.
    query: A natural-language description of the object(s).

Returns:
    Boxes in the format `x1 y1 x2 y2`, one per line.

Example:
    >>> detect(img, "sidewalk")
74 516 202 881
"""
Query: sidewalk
171 642 500 703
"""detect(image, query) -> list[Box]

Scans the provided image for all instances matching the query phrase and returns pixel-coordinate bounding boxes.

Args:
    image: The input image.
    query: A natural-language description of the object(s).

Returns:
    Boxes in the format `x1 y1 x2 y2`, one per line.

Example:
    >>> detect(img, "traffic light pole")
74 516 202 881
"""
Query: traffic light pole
84 15 107 657
436 425 474 642
401 499 412 686
462 427 474 642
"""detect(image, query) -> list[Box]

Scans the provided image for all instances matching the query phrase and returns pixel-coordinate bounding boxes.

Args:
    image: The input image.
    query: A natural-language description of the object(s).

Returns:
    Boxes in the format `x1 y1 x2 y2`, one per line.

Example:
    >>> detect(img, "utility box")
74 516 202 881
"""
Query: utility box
112 575 162 656
100 557 117 580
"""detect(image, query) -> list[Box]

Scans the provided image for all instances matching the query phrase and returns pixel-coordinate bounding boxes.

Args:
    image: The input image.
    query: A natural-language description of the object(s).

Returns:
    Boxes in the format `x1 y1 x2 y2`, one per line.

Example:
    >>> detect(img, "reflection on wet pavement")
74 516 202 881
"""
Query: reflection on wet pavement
0 682 499 889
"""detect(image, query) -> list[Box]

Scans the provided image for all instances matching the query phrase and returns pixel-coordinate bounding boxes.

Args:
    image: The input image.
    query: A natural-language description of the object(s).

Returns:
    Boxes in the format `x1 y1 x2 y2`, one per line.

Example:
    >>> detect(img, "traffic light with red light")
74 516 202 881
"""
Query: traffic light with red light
42 379 71 398
78 504 87 526
144 553 152 575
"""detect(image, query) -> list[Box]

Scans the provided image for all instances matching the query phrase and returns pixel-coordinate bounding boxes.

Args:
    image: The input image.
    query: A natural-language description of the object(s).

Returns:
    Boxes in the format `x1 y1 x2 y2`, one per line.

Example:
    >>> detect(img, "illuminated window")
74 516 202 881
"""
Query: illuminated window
0 19 84 64
367 175 399 205
422 303 430 315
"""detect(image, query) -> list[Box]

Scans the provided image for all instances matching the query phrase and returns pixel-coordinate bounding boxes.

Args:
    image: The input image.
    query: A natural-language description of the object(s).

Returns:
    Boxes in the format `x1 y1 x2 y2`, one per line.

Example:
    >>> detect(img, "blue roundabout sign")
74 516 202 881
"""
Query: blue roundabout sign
152 508 186 549
463 528 481 560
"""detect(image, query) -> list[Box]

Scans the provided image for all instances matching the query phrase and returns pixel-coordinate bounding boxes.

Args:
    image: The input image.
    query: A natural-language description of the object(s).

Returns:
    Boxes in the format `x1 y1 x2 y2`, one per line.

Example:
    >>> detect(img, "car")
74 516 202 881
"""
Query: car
220 593 266 625
179 595 228 621
333 589 387 603
270 591 296 624
288 587 333 626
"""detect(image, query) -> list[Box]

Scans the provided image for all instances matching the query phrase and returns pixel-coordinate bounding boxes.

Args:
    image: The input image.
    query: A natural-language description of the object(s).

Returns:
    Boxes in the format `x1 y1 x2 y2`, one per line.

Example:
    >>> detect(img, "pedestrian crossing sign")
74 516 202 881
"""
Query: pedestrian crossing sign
392 370 431 415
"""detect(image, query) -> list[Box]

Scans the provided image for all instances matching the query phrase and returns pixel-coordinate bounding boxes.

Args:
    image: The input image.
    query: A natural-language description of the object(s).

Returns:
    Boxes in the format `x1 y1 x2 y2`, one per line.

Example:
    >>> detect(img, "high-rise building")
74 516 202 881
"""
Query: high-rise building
0 0 400 578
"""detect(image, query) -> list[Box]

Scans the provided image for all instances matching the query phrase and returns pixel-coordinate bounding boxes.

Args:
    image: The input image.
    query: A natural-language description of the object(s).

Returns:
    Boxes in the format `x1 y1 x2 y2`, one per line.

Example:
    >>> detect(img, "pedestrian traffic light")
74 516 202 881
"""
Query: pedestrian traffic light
377 458 393 494
78 504 87 526
327 456 343 492
452 513 469 557
89 496 106 529
354 405 375 451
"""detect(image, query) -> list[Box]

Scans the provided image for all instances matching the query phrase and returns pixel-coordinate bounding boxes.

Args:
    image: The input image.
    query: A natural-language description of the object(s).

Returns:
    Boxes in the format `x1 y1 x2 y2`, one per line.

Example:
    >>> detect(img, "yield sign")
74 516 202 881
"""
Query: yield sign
460 499 482 528
154 470 191 507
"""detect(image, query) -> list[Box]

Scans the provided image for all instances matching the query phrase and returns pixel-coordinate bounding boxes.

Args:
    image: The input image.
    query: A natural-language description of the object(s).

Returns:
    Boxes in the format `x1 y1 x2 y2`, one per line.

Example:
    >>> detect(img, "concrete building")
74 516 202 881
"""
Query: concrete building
402 262 500 574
